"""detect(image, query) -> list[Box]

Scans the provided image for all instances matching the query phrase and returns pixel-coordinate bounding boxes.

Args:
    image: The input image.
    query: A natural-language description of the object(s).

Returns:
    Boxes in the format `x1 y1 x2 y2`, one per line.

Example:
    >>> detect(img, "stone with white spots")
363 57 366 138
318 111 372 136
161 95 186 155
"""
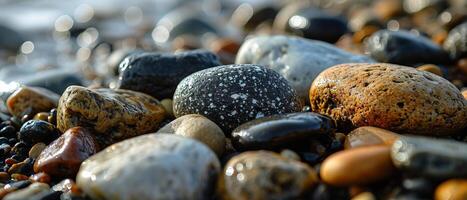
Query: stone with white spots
76 134 220 200
173 64 302 133
235 35 374 102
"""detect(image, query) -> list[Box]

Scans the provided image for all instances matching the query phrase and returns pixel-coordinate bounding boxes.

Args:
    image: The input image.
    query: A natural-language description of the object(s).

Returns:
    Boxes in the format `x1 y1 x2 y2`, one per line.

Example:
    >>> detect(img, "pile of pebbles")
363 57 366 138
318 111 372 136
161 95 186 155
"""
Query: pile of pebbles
0 0 466 200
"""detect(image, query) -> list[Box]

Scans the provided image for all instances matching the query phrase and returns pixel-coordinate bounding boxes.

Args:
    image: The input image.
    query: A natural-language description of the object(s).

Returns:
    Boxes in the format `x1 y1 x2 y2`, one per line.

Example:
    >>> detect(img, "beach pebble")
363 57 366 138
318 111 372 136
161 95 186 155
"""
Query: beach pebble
7 86 59 118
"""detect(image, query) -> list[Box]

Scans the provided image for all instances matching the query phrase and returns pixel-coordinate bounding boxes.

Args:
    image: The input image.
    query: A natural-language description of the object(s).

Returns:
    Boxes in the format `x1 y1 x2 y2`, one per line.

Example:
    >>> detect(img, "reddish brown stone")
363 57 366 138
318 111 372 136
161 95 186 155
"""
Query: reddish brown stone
34 127 99 178
29 173 51 184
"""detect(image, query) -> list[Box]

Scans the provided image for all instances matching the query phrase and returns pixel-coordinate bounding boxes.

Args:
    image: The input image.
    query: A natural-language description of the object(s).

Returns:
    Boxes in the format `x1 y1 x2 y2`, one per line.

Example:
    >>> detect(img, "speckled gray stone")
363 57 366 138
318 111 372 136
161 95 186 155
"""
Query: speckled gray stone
77 134 220 200
173 64 302 133
235 35 373 102
391 135 467 178
444 22 467 60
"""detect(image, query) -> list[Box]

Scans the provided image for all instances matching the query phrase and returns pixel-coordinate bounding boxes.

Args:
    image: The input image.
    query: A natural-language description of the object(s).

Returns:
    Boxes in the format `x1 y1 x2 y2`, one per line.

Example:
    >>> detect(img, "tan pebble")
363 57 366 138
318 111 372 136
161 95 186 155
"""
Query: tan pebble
7 86 59 118
435 179 467 200
33 112 49 122
416 64 443 77
462 89 467 99
28 143 46 159
160 99 173 117
345 126 400 149
351 192 376 200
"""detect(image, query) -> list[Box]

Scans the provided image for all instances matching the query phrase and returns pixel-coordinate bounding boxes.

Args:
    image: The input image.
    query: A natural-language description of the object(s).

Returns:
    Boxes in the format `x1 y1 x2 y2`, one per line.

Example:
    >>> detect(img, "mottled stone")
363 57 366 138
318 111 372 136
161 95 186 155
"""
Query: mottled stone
391 136 467 178
365 30 450 65
235 35 374 101
173 64 301 132
76 134 220 200
345 126 400 149
3 182 49 200
57 86 166 146
6 86 59 118
117 50 221 99
435 179 467 200
231 112 335 150
444 22 467 60
34 127 99 178
309 63 467 135
320 145 396 186
156 114 226 156
19 120 60 144
218 151 318 200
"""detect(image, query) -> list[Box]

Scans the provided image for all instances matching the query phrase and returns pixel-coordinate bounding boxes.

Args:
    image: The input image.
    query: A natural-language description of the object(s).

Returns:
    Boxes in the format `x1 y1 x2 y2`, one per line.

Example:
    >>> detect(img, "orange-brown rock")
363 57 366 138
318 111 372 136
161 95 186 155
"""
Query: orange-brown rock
345 126 400 148
7 86 59 118
416 64 443 77
320 145 396 186
309 63 467 135
435 179 467 200
34 127 99 178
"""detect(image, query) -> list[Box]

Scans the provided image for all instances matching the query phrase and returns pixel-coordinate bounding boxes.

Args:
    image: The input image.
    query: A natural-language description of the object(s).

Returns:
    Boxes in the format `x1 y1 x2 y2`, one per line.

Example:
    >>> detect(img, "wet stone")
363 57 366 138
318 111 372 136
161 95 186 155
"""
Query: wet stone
443 22 467 60
57 86 166 146
28 143 46 160
156 114 225 156
19 120 59 145
6 86 59 118
365 30 451 65
231 112 336 150
76 134 220 200
34 127 99 178
173 64 301 133
345 126 400 149
435 179 467 200
117 50 221 99
391 135 467 178
235 35 374 102
309 63 467 135
3 182 50 200
218 151 318 200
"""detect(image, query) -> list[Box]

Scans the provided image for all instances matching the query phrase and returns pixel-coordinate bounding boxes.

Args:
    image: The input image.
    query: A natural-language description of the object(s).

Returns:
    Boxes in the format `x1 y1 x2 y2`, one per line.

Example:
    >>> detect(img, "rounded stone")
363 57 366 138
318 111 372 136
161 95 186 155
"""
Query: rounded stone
57 86 166 146
156 114 226 156
345 126 400 149
173 64 301 133
19 120 59 144
365 30 450 65
444 22 467 60
416 64 443 77
231 112 336 150
28 143 46 159
76 134 220 200
218 151 318 200
435 179 467 200
235 35 374 102
309 63 467 135
320 145 396 186
3 182 49 200
159 99 173 118
117 50 221 99
7 86 59 118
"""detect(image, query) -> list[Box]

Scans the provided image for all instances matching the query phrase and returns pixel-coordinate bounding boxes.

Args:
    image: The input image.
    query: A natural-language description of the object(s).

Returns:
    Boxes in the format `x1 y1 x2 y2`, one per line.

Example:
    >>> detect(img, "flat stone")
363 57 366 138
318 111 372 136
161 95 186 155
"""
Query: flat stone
156 114 226 156
57 86 166 146
309 63 467 135
235 35 374 102
231 112 335 150
173 64 301 133
7 86 59 118
391 135 467 178
345 126 400 149
320 145 396 186
218 151 318 200
435 179 467 200
76 134 220 200
117 50 221 99
444 22 467 60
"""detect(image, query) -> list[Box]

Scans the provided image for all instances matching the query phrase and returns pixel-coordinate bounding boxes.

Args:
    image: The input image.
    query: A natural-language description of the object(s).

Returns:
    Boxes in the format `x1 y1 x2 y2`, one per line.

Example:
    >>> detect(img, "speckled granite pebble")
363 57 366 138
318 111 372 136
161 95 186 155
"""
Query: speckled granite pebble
77 134 220 200
7 86 59 118
173 64 301 133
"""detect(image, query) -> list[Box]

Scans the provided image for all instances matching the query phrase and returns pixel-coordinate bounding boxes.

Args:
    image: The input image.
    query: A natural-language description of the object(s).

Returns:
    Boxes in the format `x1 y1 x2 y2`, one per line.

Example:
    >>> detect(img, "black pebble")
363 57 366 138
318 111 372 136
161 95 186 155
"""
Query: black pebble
19 120 60 144
0 125 16 139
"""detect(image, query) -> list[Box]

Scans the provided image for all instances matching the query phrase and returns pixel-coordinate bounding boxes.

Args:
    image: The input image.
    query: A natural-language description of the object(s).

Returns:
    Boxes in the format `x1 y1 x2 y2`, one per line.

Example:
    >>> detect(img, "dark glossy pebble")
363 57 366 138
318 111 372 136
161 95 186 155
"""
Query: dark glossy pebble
286 8 348 43
0 137 9 144
0 126 16 139
6 180 32 190
231 112 335 150
444 22 467 60
0 144 11 156
18 120 59 144
240 5 279 31
173 64 302 132
8 138 17 145
308 183 349 200
47 109 57 125
117 50 221 99
365 30 450 65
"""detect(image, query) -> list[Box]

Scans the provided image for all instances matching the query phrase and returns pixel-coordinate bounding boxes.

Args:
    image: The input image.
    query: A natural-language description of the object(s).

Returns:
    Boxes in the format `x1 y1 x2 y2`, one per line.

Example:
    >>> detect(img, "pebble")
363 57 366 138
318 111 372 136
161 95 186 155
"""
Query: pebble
231 112 335 150
29 172 51 184
3 182 50 200
345 126 400 149
444 22 467 60
320 145 396 186
391 135 467 178
157 114 225 156
218 151 318 200
235 35 374 102
309 63 467 135
28 143 46 159
76 134 220 200
0 126 16 139
19 120 60 144
32 112 49 122
6 86 59 118
159 99 173 118
117 50 221 99
34 127 99 178
351 192 376 200
57 86 166 146
364 30 450 65
435 179 467 200
173 64 302 132
416 64 443 77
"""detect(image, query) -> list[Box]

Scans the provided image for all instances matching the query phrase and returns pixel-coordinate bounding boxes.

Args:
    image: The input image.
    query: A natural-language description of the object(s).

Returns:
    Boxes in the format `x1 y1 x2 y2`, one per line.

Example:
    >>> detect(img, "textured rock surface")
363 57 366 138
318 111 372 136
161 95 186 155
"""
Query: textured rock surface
57 86 166 146
76 134 220 200
444 22 467 60
235 35 373 101
309 63 467 135
7 86 59 118
218 151 317 200
19 120 60 144
117 50 221 99
174 64 301 132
